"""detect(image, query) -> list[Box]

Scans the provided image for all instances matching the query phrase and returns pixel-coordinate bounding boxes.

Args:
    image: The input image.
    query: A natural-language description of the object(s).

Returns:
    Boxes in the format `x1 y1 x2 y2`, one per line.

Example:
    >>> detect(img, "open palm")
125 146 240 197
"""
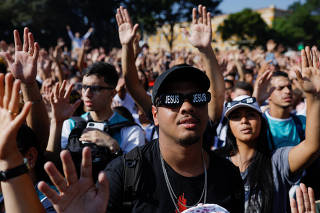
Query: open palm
188 5 212 49
0 28 39 84
296 46 320 94
116 6 139 45
50 81 81 123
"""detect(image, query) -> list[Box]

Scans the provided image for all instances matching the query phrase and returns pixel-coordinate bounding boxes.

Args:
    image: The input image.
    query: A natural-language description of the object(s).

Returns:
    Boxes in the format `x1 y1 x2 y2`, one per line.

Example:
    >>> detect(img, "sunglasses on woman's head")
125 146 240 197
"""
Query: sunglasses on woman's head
225 97 256 110
155 92 211 108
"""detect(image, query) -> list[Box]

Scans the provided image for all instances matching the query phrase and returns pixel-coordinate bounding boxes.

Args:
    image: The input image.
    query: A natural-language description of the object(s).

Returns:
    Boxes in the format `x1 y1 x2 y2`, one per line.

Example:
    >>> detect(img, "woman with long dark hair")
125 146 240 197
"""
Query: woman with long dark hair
216 91 320 213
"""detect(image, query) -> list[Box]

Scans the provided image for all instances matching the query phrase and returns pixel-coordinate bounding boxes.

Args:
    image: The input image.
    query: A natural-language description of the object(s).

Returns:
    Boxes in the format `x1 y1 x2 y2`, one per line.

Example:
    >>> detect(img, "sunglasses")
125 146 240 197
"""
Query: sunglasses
155 92 211 107
81 84 114 93
225 97 256 110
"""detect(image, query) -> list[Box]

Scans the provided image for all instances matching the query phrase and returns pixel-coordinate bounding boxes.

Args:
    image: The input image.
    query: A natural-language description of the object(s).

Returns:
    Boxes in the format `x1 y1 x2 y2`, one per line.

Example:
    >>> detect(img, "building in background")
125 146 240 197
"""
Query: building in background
145 5 290 52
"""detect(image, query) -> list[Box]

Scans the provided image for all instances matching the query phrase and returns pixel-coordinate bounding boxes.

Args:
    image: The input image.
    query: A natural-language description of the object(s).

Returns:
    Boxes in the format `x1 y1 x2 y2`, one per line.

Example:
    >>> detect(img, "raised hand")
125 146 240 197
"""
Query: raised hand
253 69 274 105
116 6 139 45
38 148 109 213
290 183 316 213
50 80 81 123
0 73 32 164
296 46 320 95
0 28 39 84
187 5 212 50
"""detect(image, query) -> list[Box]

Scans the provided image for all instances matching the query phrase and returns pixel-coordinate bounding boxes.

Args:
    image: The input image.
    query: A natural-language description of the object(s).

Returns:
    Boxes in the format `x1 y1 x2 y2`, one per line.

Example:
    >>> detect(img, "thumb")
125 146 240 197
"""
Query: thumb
71 99 81 113
12 101 32 129
96 171 110 212
132 24 139 37
0 52 14 65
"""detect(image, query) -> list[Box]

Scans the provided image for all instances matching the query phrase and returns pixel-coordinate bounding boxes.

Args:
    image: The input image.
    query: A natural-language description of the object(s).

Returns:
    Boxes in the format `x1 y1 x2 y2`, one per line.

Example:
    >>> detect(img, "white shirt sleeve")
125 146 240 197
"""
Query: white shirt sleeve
61 119 72 149
120 125 145 153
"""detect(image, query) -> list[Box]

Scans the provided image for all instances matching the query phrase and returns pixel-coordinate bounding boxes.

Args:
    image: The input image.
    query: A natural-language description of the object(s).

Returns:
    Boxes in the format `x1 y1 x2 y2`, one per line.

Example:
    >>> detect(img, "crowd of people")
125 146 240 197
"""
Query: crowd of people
0 4 319 213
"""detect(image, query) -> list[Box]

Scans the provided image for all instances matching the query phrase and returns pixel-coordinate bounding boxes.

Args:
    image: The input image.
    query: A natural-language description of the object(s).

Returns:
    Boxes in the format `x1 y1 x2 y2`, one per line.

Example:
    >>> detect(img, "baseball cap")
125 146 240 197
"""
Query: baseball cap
152 64 210 104
224 95 261 118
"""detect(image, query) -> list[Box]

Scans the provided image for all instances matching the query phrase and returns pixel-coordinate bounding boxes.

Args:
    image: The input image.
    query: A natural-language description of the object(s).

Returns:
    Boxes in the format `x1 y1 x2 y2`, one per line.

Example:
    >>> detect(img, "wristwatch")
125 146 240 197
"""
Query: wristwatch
0 160 29 181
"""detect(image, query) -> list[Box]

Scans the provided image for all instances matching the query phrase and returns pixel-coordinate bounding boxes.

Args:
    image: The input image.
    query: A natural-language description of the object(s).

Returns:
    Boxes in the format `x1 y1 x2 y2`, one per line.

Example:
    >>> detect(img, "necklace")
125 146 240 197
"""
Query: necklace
160 149 207 213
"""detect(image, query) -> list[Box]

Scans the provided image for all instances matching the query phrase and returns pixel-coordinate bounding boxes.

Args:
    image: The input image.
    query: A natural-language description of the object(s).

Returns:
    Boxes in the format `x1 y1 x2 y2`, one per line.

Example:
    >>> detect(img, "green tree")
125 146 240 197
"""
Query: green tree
217 8 271 48
273 0 320 48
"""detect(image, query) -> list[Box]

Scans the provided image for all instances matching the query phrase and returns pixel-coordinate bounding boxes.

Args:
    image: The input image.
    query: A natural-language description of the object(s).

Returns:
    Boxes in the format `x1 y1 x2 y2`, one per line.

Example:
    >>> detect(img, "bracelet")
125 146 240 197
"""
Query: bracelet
0 162 29 181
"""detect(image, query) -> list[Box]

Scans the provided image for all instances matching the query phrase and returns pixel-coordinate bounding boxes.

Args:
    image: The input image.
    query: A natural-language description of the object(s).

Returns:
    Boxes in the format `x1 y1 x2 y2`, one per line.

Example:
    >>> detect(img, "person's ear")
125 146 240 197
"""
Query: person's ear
152 105 159 126
24 147 38 169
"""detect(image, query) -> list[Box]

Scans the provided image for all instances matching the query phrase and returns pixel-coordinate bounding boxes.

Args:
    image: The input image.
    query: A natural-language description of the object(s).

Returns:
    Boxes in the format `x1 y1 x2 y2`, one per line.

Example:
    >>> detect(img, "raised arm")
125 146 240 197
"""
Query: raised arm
187 5 224 123
83 27 94 40
52 45 64 83
116 7 152 117
289 46 320 173
46 81 81 159
0 73 44 213
66 25 74 40
0 28 50 152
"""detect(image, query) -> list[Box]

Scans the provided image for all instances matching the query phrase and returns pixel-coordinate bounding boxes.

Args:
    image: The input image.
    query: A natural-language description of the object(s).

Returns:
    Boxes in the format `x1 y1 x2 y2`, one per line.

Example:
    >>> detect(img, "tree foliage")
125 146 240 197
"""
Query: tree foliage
273 0 320 48
217 8 271 48
0 0 221 51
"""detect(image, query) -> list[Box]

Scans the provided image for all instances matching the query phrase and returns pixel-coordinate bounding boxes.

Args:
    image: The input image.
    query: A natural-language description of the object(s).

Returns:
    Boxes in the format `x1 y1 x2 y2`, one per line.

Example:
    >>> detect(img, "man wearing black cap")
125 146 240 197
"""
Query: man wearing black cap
102 64 244 212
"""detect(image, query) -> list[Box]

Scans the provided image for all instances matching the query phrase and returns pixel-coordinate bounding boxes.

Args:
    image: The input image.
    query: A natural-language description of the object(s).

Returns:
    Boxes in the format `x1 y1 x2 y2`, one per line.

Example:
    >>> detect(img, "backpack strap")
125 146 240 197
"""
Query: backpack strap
291 114 305 142
122 147 143 208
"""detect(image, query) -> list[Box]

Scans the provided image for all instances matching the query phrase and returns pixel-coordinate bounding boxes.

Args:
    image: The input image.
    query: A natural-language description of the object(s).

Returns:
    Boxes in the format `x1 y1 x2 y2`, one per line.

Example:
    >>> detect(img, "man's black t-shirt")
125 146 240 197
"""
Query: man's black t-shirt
105 140 244 213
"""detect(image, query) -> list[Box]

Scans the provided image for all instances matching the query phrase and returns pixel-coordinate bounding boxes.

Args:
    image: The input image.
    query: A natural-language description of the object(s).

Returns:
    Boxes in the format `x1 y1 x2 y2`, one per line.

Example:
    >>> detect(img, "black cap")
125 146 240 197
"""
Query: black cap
152 64 210 104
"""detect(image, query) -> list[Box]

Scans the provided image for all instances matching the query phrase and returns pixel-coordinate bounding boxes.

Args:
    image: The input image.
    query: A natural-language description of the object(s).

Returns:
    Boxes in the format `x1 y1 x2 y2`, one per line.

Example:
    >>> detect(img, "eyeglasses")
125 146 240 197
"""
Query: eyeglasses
225 97 256 110
81 84 114 93
155 92 211 107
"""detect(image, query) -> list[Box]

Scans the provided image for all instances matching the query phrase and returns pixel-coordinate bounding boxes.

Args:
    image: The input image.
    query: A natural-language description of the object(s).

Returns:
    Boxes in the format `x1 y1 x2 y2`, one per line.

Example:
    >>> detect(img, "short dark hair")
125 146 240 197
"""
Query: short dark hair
244 69 254 75
272 70 288 78
233 81 253 95
84 62 119 88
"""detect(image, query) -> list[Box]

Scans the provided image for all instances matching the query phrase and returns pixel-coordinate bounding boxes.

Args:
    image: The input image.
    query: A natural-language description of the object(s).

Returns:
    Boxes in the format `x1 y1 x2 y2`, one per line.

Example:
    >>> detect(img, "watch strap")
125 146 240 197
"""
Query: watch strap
0 163 29 181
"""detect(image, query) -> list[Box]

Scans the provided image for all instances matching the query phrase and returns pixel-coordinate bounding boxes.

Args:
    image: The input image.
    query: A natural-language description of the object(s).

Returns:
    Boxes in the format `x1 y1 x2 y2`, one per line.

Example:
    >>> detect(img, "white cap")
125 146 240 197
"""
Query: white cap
224 95 261 118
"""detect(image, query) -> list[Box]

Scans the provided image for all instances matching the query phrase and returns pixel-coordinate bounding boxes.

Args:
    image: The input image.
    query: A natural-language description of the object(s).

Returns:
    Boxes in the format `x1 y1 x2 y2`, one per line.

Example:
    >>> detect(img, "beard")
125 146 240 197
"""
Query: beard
177 135 201 147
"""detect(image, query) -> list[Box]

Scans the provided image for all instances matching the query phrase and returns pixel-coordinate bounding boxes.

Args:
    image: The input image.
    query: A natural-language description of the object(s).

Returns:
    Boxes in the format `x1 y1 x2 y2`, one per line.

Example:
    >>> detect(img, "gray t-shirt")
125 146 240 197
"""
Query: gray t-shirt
241 146 301 213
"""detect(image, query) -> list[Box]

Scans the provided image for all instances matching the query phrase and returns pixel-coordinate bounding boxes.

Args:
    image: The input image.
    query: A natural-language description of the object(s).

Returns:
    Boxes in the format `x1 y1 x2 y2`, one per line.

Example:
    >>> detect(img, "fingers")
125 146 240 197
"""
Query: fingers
8 78 21 115
132 24 139 36
301 49 307 69
296 184 305 213
0 73 4 107
290 197 298 213
202 6 207 25
60 150 78 186
3 73 14 109
38 181 61 204
64 82 73 100
305 46 312 67
80 147 92 178
192 8 197 24
123 8 132 26
33 42 40 61
300 183 311 211
312 46 319 69
14 30 22 52
44 161 68 193
11 101 31 130
22 27 29 52
308 187 316 212
207 12 212 28
59 80 67 98
198 5 203 24
28 32 34 55
96 171 110 210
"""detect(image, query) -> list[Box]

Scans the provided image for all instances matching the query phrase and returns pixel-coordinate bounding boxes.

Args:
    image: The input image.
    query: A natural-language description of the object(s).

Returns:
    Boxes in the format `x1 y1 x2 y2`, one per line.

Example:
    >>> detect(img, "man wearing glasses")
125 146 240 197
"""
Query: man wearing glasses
60 62 145 156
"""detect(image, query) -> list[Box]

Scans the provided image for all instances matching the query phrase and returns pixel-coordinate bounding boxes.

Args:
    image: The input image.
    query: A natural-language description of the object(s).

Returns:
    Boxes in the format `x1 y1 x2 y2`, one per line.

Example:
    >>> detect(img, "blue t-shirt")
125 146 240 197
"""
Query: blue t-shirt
265 111 306 149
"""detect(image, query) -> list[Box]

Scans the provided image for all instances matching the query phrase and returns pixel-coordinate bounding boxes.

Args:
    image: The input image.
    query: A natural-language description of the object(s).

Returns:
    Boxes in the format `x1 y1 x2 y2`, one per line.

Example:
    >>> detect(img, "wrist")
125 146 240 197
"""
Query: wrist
0 152 24 171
